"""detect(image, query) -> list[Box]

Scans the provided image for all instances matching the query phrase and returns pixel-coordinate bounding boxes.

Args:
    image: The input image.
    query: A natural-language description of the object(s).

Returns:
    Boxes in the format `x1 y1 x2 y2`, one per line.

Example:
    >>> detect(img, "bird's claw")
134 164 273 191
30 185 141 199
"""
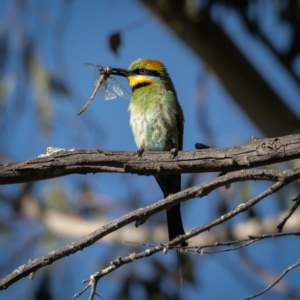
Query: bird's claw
170 148 178 159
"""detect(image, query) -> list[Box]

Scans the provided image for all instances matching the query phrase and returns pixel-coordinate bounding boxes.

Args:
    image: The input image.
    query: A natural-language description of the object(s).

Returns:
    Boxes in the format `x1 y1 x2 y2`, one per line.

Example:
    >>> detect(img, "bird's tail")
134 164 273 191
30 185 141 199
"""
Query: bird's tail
155 174 186 288
155 174 187 246
166 204 186 243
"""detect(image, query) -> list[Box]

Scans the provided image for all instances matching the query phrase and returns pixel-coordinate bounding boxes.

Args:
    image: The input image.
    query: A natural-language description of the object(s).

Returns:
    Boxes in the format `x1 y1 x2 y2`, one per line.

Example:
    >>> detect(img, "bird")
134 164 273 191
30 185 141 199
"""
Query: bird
111 58 186 246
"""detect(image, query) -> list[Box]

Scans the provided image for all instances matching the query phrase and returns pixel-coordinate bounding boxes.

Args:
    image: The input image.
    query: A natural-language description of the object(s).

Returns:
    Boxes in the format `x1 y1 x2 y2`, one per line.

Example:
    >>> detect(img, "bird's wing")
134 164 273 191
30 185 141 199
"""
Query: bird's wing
176 107 184 151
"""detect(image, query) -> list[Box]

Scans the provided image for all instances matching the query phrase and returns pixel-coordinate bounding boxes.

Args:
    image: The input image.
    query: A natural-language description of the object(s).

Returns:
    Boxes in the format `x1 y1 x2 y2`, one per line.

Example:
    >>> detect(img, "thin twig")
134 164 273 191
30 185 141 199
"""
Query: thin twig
2 167 300 291
75 246 164 298
72 180 296 298
277 194 300 232
122 241 155 247
88 274 98 300
73 284 91 299
167 179 289 247
244 260 300 300
192 240 257 254
74 230 300 298
191 231 300 252
190 231 300 253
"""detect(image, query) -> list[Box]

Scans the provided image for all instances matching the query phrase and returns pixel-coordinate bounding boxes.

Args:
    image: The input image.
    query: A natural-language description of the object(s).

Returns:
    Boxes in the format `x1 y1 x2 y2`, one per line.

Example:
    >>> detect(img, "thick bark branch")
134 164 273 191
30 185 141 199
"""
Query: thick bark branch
1 134 300 291
1 134 300 184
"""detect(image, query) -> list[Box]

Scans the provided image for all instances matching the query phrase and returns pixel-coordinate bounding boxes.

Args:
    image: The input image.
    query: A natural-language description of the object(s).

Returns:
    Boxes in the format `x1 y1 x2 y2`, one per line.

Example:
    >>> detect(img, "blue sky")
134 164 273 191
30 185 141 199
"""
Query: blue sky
1 1 300 299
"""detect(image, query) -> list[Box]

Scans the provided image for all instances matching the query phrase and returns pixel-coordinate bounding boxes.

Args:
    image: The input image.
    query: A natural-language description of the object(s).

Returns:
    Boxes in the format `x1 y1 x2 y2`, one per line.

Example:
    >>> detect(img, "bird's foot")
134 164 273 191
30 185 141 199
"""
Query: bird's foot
136 148 145 157
170 148 178 159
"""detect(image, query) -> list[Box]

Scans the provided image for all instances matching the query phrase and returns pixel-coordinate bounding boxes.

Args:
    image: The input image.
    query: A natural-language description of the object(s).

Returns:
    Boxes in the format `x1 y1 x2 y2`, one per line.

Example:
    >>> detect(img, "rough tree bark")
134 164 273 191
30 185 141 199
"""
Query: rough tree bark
1 134 300 299
1 134 300 184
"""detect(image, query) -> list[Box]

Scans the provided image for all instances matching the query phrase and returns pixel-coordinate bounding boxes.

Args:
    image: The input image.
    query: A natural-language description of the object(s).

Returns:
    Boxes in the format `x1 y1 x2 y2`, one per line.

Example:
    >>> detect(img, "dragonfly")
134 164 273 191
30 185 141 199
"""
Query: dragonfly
78 63 132 115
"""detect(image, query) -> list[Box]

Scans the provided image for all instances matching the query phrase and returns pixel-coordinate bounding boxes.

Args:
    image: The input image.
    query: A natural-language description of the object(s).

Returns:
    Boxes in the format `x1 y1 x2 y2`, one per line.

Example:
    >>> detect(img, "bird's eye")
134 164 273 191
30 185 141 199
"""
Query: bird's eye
139 68 147 75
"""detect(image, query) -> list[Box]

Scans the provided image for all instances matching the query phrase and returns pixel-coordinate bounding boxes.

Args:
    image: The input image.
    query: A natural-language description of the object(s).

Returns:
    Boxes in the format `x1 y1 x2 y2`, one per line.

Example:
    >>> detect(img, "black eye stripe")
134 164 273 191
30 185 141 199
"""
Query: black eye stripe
133 69 160 77
147 70 160 77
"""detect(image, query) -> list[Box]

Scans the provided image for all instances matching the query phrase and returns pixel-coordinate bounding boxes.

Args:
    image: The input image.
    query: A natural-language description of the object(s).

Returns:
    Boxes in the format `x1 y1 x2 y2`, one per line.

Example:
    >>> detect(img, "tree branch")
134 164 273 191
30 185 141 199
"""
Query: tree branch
1 165 300 291
73 174 300 300
191 231 300 254
244 260 300 300
1 134 300 184
276 194 300 232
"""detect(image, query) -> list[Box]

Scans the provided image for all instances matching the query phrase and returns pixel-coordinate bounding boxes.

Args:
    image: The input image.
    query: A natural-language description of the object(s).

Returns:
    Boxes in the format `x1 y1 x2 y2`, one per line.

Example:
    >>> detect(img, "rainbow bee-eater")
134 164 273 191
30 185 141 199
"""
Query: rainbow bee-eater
111 58 186 245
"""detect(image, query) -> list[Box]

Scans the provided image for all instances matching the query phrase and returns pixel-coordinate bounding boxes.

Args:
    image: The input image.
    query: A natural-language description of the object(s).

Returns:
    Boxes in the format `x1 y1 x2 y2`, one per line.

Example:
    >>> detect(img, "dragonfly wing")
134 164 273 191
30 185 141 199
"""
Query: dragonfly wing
104 90 118 100
119 88 132 100
83 62 103 69
94 78 117 100
85 63 130 101
108 77 132 100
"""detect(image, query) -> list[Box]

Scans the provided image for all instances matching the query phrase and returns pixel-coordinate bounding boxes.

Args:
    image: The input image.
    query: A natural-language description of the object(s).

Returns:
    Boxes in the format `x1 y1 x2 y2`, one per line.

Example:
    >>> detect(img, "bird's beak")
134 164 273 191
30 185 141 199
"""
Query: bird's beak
111 68 135 78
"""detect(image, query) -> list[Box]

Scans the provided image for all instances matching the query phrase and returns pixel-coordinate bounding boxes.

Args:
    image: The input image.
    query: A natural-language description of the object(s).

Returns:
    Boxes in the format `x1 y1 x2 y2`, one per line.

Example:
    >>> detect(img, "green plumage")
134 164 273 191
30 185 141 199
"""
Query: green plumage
127 58 186 244
129 82 183 151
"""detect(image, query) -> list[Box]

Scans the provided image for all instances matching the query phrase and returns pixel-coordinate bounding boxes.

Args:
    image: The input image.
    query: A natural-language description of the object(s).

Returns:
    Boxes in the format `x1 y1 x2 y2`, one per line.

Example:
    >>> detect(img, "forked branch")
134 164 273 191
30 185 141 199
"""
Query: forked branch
1 166 300 292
